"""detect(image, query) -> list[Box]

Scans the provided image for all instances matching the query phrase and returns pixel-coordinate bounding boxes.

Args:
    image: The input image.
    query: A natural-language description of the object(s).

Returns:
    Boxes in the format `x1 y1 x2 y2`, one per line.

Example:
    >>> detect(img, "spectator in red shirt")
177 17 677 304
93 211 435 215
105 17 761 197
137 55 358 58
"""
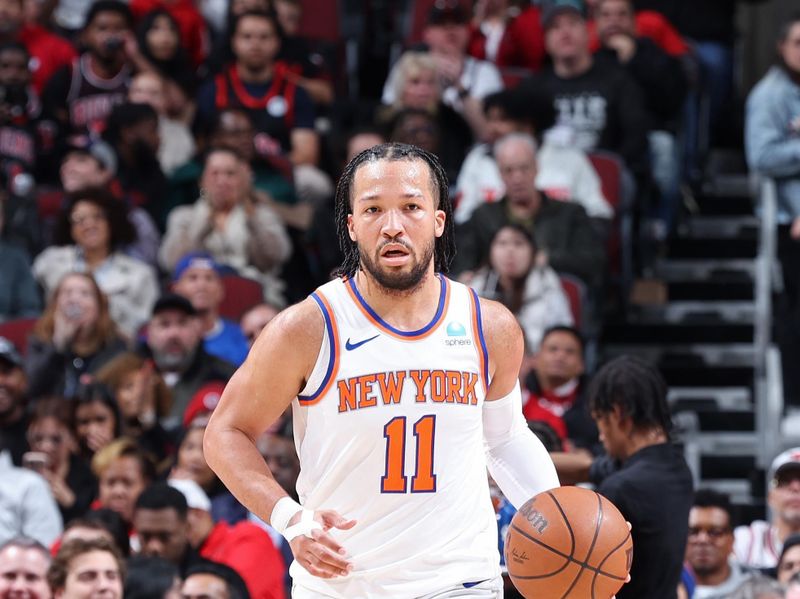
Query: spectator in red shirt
0 0 77 93
129 0 208 67
494 3 546 73
167 479 287 599
522 325 599 454
585 0 688 56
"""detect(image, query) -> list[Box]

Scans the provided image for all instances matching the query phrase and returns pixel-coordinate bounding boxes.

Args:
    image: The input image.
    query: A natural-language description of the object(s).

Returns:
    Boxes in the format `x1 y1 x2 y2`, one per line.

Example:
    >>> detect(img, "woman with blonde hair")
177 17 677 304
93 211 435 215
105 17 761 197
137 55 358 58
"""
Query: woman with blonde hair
25 272 127 399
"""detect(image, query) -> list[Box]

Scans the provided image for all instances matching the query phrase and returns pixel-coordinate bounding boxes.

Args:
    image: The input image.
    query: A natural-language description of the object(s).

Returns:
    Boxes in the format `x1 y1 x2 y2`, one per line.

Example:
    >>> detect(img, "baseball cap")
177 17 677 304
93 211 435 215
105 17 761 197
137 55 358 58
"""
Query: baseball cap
172 251 225 283
428 0 469 25
64 137 118 175
151 293 197 317
183 381 226 427
168 478 211 512
769 447 800 484
0 337 22 367
541 0 585 29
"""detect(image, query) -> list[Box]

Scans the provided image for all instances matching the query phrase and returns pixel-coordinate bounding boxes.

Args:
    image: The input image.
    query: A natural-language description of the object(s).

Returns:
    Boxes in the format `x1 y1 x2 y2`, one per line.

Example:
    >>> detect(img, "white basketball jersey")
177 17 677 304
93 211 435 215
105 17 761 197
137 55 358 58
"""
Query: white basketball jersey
290 275 500 598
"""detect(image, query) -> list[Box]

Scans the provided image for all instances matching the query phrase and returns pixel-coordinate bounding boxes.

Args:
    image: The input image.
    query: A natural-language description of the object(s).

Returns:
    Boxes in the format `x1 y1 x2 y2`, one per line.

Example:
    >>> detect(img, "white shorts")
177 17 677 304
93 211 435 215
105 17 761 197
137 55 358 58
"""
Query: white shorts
292 576 504 599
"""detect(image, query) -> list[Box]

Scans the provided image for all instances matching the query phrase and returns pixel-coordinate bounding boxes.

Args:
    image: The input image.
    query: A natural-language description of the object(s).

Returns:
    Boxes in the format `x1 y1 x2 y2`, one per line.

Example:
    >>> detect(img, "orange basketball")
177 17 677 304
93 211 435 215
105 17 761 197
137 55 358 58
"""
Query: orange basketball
504 486 633 599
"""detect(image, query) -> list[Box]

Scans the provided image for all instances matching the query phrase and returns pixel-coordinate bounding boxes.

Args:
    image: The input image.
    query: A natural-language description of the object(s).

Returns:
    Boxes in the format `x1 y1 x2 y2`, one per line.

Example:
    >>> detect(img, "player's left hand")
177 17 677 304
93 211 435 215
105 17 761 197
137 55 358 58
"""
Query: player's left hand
289 509 357 579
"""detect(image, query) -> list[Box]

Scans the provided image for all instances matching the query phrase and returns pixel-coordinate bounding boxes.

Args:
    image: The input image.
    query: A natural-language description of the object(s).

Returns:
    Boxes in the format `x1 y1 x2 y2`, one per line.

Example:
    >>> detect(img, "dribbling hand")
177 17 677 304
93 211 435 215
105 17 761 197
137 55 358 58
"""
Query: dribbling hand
289 509 357 579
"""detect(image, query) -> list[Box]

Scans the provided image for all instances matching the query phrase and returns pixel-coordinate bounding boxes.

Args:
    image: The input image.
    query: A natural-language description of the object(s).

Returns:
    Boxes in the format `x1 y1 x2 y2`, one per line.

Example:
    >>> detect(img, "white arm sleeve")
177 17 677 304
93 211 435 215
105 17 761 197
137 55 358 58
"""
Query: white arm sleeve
483 382 560 509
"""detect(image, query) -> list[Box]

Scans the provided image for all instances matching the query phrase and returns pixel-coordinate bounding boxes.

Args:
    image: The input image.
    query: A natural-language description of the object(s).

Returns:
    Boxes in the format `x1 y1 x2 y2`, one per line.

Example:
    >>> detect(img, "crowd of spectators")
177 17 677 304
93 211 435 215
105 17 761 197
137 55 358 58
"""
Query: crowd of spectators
0 0 794 597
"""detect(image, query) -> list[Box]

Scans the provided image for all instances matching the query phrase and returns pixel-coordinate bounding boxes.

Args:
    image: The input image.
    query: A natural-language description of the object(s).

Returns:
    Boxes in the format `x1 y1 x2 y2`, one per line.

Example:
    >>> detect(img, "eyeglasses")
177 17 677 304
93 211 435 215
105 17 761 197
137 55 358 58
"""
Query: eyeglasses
70 211 105 226
688 526 731 540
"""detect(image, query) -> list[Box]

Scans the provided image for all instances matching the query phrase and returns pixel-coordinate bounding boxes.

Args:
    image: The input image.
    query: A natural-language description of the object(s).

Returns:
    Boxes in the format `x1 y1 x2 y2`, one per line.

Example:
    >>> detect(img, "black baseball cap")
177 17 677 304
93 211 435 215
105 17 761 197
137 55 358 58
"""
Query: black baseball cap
428 0 469 25
541 0 585 29
0 337 22 367
152 293 197 317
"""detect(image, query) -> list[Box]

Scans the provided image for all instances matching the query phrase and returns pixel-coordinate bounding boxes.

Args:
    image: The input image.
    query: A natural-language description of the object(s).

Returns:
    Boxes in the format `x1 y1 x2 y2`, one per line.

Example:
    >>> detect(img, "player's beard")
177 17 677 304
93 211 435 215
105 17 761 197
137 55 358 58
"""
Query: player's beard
358 237 435 293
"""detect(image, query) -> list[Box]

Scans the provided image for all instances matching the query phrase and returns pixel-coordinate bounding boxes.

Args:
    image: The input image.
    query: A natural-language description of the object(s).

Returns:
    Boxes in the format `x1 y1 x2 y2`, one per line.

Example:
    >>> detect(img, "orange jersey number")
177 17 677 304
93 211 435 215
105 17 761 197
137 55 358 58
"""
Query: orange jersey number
381 415 437 493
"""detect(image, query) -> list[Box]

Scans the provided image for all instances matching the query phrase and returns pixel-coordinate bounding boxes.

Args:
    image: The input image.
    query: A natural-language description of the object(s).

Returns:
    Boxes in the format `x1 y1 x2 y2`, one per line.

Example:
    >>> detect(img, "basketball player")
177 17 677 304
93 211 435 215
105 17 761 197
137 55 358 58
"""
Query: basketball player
204 143 560 598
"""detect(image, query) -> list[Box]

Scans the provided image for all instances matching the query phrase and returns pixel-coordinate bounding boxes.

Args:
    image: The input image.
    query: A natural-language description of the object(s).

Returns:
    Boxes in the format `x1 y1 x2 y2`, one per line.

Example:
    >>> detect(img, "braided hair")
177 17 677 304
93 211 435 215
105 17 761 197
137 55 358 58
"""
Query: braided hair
333 143 456 279
587 355 673 438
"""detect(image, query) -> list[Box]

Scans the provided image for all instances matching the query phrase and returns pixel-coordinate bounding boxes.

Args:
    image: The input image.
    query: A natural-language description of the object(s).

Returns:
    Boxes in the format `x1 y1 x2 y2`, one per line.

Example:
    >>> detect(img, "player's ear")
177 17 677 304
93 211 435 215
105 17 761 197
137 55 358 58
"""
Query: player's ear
434 209 446 238
347 213 356 241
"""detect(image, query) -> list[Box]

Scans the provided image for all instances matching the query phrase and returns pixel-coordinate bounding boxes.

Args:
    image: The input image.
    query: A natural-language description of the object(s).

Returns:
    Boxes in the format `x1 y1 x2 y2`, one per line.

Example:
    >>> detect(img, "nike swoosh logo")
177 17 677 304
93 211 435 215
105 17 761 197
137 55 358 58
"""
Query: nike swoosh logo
345 335 379 351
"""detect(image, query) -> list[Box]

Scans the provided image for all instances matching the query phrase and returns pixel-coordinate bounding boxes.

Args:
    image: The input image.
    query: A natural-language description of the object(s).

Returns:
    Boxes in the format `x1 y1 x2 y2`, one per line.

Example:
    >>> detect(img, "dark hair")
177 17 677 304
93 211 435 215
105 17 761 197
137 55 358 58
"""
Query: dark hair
231 10 282 42
588 355 672 435
0 41 29 59
103 102 158 147
84 0 133 30
540 325 585 355
65 509 131 557
778 12 800 43
124 556 179 599
491 223 537 252
186 561 251 599
780 534 800 568
203 145 246 167
333 142 455 278
527 420 564 452
484 87 556 137
134 482 189 519
53 187 136 250
692 489 733 524
48 537 125 593
135 9 196 94
73 382 123 442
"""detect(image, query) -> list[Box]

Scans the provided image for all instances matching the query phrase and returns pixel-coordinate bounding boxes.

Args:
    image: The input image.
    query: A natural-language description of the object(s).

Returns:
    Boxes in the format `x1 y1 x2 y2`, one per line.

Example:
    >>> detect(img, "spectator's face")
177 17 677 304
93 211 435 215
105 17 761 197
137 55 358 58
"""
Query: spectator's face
0 48 29 87
201 152 248 210
391 114 438 154
134 508 189 564
595 0 635 41
28 416 72 472
174 267 224 314
145 14 179 62
769 468 800 531
58 550 122 599
400 68 439 111
181 574 229 599
213 112 255 163
781 22 800 74
685 506 733 578
0 360 27 420
74 400 116 455
147 310 200 372
545 12 589 64
115 369 147 420
83 11 130 63
346 133 384 163
60 154 110 193
423 21 470 56
485 107 519 143
129 74 166 115
69 201 111 255
0 546 50 599
496 140 538 205
98 456 147 522
779 545 800 584
124 118 160 154
0 0 23 36
232 16 280 71
56 274 101 330
273 0 301 36
788 585 800 599
240 304 279 347
257 433 300 496
489 227 534 280
176 427 216 489
535 331 584 384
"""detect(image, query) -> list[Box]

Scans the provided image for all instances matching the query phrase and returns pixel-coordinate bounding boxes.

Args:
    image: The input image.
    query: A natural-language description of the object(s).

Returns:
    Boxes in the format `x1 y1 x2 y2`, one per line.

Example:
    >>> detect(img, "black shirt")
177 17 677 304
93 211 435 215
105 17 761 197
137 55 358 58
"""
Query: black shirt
597 443 693 599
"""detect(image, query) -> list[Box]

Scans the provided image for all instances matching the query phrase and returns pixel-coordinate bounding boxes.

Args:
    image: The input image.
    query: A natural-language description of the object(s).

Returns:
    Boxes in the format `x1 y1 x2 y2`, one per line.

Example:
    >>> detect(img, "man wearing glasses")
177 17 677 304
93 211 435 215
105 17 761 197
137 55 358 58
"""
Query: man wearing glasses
734 448 800 568
687 489 760 597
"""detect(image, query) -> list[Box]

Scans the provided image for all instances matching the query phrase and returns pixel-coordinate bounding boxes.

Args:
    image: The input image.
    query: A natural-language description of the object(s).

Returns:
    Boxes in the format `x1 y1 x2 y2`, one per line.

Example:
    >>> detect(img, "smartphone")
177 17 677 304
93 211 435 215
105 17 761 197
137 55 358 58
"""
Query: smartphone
22 451 49 473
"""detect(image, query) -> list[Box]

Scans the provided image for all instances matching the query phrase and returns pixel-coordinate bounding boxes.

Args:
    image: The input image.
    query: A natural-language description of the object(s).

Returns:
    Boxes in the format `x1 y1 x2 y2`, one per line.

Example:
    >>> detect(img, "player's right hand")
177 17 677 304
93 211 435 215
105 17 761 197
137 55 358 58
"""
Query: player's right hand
289 509 357 579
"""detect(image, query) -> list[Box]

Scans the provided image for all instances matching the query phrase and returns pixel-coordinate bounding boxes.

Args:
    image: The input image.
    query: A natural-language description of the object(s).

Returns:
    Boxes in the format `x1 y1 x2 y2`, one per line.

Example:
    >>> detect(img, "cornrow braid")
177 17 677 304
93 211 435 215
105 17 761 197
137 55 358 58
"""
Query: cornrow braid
588 355 673 438
333 143 456 279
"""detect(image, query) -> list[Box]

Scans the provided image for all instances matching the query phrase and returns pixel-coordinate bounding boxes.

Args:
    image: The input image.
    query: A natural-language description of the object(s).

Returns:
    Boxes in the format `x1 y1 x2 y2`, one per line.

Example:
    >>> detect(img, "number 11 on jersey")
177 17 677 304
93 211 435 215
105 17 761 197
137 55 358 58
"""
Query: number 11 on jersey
381 415 437 493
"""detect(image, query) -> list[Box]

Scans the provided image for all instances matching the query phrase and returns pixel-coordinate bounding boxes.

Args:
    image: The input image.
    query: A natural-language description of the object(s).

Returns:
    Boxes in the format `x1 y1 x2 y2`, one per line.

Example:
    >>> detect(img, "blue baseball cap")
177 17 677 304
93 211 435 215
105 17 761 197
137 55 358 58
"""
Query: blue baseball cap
541 0 585 29
172 252 225 282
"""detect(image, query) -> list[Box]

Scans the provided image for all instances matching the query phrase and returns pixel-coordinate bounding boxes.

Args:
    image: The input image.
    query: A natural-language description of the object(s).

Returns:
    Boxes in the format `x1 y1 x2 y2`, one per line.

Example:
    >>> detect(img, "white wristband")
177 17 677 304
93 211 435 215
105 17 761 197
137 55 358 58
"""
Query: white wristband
283 508 323 542
270 496 303 535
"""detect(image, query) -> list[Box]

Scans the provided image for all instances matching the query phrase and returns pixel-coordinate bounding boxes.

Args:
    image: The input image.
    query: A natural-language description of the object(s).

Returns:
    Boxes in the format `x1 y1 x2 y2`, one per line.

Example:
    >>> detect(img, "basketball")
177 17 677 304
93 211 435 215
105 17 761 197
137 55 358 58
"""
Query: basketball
504 486 633 599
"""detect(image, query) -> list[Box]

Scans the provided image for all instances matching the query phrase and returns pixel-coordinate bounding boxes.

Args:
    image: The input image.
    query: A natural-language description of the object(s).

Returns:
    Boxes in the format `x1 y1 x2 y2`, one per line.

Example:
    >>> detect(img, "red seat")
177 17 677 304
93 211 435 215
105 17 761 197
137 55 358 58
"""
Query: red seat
219 276 264 321
0 318 38 356
559 275 585 330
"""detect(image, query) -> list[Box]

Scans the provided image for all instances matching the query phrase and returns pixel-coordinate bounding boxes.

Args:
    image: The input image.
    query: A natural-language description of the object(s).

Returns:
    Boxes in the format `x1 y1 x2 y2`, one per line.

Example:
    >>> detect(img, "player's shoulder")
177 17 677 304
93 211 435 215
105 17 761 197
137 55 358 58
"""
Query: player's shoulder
474 295 523 343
